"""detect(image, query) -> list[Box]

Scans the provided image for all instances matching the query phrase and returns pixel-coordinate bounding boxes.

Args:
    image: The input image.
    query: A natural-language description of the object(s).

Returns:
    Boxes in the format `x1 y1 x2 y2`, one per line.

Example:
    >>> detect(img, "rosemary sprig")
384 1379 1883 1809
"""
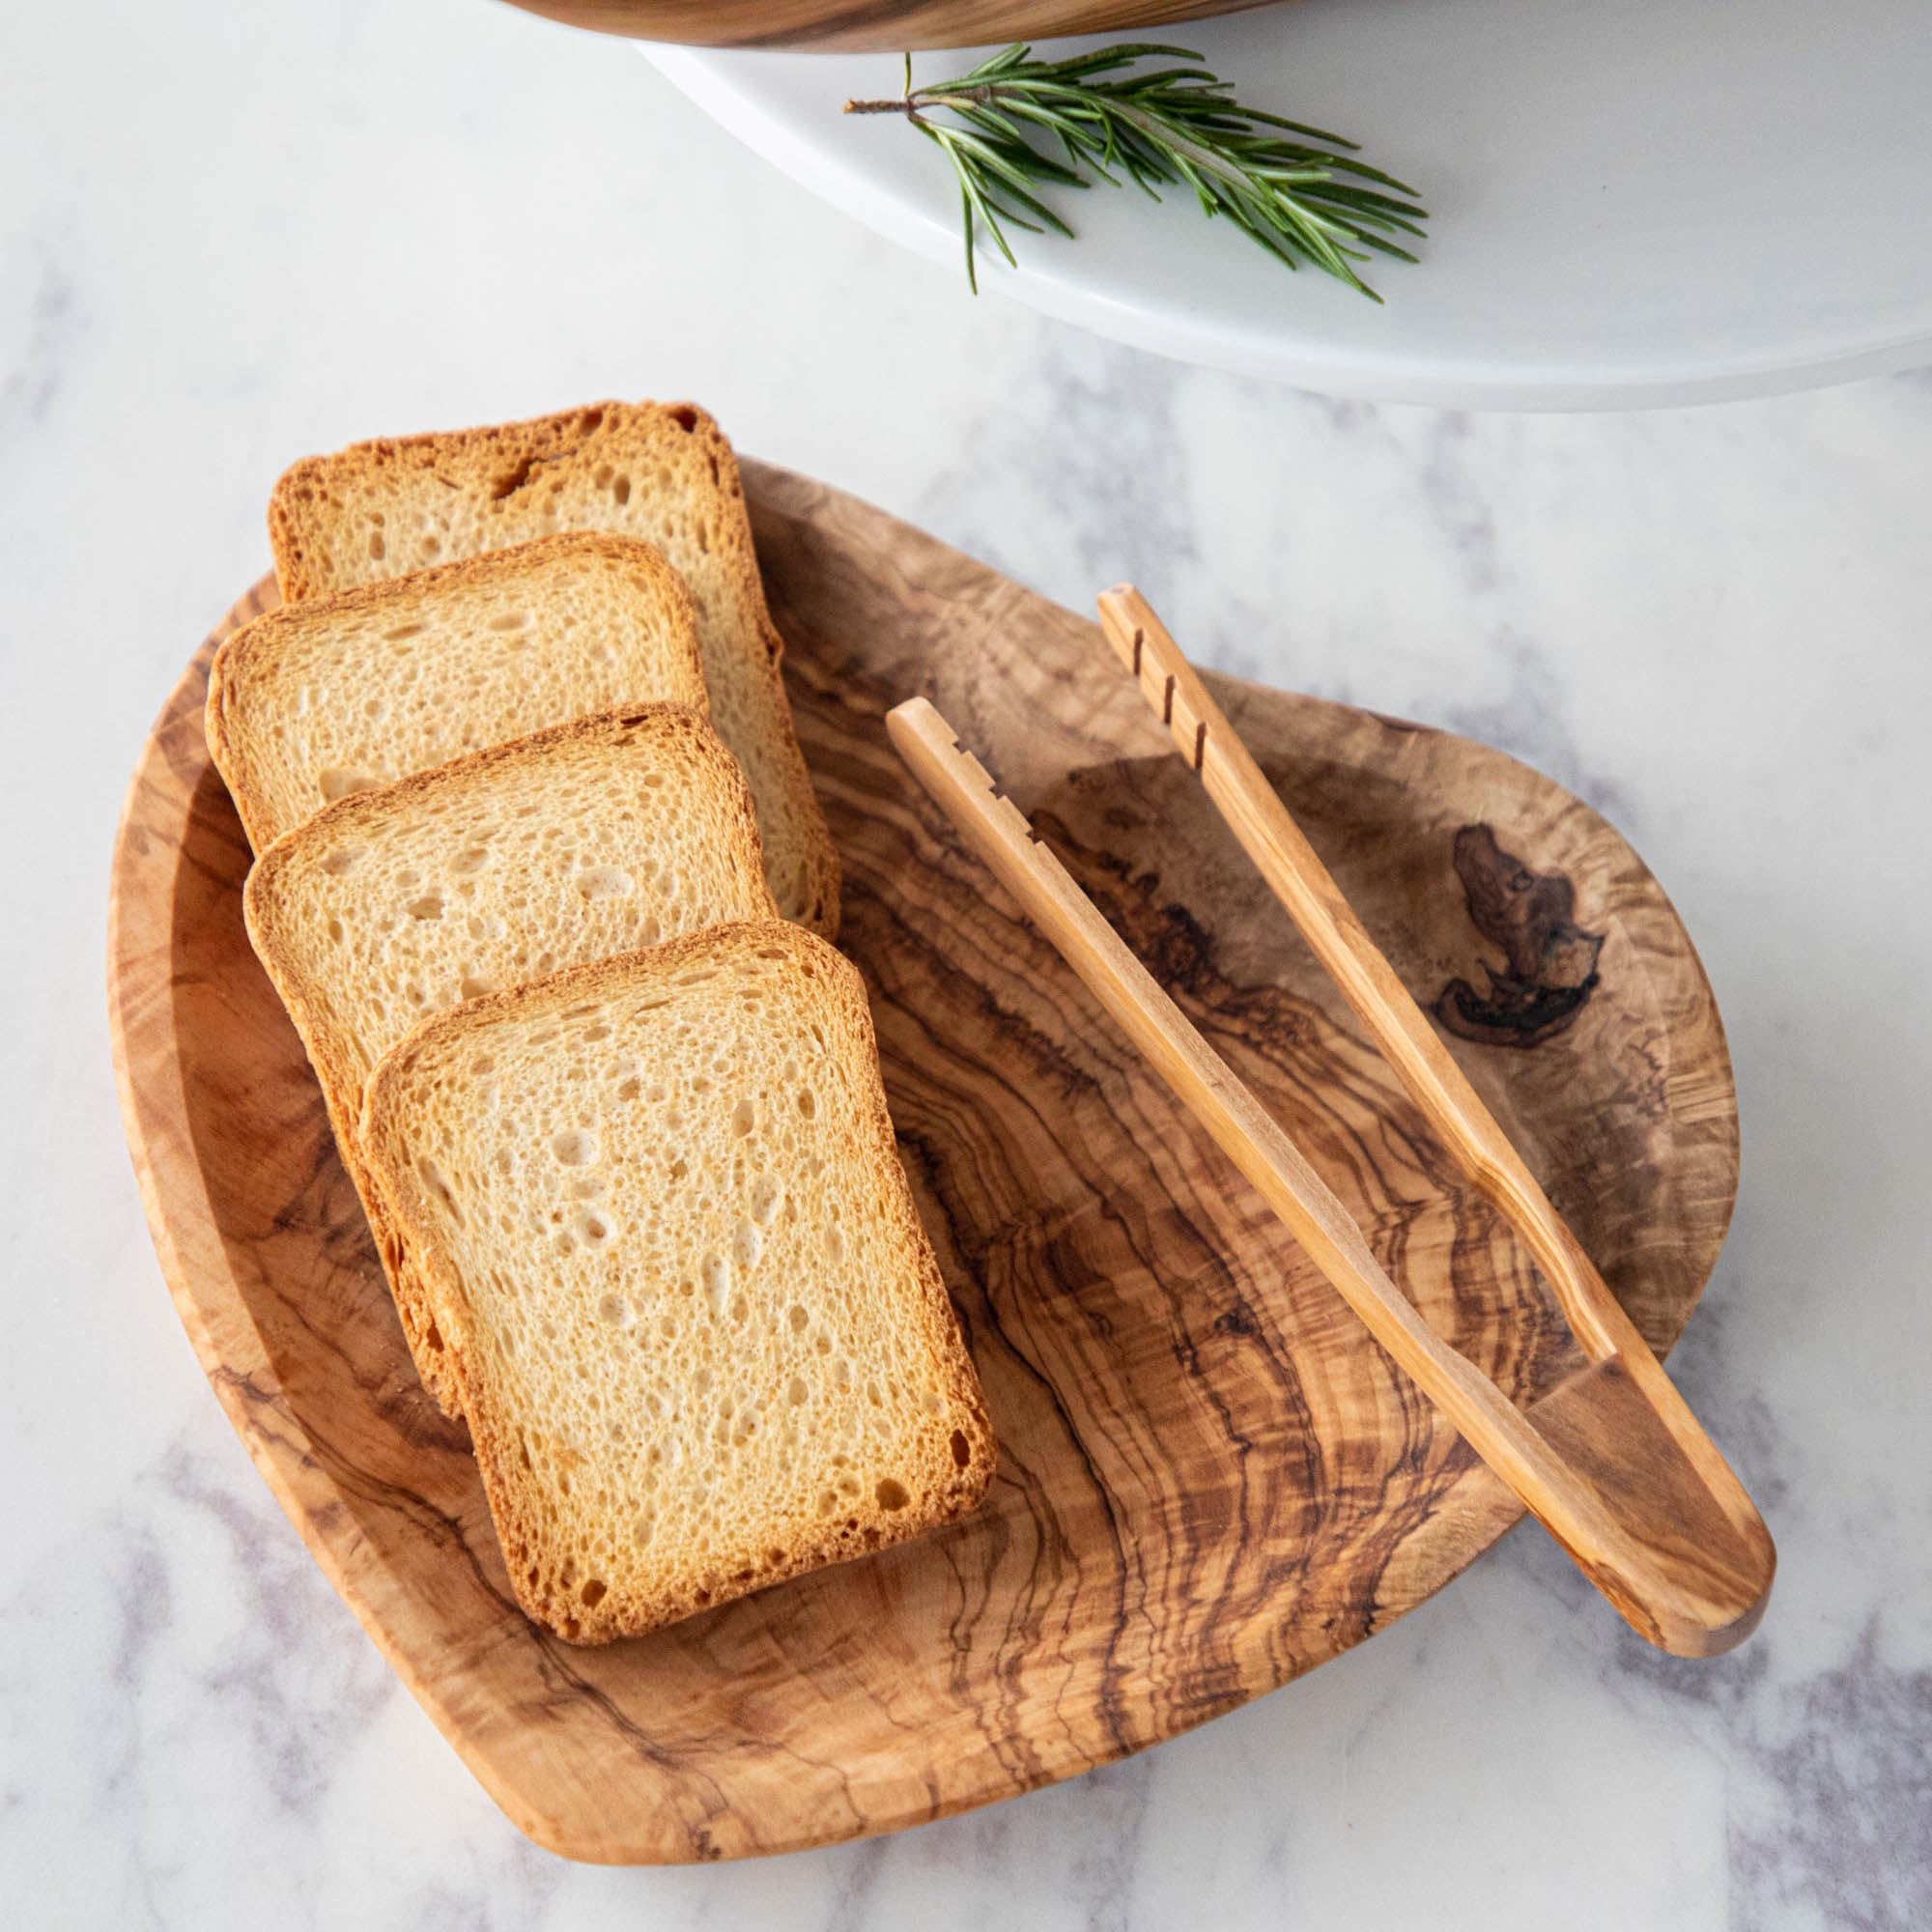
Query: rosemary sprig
845 43 1426 299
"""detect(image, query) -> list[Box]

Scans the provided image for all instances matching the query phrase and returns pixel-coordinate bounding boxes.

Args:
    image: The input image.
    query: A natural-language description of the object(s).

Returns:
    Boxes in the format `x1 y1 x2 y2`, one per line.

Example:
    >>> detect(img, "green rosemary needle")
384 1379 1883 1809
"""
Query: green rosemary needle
844 43 1426 299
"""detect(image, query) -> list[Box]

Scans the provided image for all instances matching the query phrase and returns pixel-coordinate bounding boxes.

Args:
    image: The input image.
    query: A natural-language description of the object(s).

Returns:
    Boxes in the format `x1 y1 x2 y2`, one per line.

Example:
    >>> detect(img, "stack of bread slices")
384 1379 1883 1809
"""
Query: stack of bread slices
211 400 994 1643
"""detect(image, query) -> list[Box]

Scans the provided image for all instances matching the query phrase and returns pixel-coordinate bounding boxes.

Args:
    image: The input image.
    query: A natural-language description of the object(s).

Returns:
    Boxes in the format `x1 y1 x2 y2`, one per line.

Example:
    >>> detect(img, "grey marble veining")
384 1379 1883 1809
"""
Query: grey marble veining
3 0 1927 1923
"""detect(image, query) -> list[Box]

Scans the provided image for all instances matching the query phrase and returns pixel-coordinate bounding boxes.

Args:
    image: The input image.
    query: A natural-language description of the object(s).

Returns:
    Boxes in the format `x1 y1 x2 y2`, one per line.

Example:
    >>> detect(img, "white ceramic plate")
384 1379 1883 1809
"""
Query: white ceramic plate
647 0 1932 409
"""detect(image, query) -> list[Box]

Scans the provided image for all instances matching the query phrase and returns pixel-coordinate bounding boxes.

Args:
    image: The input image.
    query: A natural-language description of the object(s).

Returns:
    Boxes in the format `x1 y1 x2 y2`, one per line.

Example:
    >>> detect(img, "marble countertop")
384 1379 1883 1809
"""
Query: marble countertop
5 0 1926 1923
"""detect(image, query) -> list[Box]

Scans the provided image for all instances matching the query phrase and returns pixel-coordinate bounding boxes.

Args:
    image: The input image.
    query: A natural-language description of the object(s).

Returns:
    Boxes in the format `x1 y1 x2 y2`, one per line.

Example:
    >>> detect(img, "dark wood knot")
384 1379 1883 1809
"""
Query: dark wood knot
1435 824 1604 1048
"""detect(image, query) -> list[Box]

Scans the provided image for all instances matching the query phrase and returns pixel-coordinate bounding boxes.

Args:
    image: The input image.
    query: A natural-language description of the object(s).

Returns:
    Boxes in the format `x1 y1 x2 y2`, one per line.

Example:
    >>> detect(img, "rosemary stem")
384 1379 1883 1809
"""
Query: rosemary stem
842 43 1424 298
1106 98 1337 212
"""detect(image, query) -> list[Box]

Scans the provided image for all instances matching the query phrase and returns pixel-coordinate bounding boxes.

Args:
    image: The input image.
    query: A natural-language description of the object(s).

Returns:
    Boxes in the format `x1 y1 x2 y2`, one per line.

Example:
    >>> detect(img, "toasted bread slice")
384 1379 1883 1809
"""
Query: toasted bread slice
243 706 779 1413
208 532 707 851
360 922 997 1643
267 400 839 936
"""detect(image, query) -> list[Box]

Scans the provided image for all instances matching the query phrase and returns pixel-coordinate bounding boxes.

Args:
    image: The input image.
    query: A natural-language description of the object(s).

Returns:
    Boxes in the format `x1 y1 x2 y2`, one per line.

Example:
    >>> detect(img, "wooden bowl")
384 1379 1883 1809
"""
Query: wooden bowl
110 462 1742 1861
500 0 1277 53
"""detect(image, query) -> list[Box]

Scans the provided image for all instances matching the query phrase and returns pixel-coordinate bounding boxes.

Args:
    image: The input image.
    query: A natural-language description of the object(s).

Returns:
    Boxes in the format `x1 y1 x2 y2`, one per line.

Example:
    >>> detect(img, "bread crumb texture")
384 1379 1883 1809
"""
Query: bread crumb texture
242 706 777 1414
244 707 774 1096
209 533 705 851
267 401 839 936
362 922 996 1643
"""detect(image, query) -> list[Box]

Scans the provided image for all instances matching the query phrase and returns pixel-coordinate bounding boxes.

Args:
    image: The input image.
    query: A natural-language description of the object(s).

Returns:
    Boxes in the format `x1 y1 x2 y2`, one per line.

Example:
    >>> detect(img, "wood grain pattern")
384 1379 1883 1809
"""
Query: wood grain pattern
891 675 1769 1656
1091 587 1772 1651
108 462 1743 1861
498 0 1279 54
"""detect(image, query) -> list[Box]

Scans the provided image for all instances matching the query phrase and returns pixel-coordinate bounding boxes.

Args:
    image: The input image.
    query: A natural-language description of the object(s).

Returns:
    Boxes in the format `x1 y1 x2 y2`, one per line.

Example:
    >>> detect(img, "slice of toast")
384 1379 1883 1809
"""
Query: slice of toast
243 705 779 1414
208 532 707 852
359 921 997 1643
267 400 840 937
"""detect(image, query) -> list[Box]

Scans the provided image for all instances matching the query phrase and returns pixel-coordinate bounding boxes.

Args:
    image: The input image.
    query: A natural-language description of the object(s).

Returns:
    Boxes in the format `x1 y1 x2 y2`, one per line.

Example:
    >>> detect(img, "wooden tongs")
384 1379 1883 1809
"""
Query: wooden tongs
888 586 1774 1657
